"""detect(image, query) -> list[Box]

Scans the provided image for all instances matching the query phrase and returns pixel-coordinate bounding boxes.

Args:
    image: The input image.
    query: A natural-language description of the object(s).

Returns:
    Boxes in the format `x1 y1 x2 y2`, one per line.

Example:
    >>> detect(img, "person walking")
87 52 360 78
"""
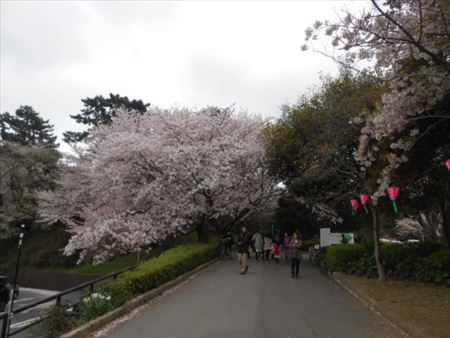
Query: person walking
263 234 273 261
282 232 291 262
237 225 251 274
288 232 303 278
222 231 234 259
252 230 263 261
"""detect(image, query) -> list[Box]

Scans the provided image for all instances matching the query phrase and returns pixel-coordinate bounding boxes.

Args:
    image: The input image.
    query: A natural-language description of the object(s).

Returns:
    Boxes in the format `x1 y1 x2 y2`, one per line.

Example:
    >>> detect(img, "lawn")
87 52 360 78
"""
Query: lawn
341 274 450 338
67 250 160 275
0 229 199 275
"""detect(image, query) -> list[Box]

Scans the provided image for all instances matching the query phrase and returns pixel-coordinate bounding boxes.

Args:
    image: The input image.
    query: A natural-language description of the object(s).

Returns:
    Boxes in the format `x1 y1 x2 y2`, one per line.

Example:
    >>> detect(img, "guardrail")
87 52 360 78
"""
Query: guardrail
0 265 136 338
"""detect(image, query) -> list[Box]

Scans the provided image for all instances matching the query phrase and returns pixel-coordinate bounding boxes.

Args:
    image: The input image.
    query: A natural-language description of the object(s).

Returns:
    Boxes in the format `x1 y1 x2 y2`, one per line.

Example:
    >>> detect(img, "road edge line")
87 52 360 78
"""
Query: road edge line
60 258 218 338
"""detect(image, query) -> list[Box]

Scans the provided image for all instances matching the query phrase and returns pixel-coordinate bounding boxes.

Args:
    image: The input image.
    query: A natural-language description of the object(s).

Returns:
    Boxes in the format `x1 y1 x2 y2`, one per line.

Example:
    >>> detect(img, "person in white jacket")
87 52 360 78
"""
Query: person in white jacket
252 231 263 261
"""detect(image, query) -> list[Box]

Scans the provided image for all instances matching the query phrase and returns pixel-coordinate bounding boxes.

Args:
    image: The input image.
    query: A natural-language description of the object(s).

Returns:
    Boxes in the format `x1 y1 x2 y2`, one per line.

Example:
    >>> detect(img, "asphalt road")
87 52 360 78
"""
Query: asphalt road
1 287 80 337
103 256 396 338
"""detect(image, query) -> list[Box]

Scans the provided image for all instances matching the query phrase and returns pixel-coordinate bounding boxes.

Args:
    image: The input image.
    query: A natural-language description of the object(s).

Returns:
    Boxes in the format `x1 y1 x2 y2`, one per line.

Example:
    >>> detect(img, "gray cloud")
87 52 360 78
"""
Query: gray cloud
1 0 370 152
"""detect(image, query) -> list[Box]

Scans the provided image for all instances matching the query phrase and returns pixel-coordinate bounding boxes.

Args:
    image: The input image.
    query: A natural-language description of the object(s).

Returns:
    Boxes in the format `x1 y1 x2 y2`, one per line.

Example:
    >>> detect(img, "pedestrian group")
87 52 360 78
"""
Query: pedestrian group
236 226 303 277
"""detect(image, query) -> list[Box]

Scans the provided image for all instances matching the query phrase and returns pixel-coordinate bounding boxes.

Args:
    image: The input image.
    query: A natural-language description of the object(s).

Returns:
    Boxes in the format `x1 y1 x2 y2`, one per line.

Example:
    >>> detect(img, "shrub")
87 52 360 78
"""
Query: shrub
420 250 450 286
105 239 219 296
404 241 444 257
324 244 368 272
36 305 78 338
302 238 319 249
313 248 328 267
315 241 448 285
381 242 444 282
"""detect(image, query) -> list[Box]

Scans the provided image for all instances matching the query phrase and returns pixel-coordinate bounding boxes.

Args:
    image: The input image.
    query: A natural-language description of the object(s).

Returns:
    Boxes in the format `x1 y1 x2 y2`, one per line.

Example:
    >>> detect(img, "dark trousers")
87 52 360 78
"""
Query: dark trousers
255 251 262 261
291 258 300 277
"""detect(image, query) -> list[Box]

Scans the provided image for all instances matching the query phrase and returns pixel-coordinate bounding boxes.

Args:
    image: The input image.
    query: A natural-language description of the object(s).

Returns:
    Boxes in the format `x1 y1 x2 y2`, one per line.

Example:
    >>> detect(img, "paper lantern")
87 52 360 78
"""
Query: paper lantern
360 194 370 214
350 199 360 216
446 159 450 171
387 186 400 213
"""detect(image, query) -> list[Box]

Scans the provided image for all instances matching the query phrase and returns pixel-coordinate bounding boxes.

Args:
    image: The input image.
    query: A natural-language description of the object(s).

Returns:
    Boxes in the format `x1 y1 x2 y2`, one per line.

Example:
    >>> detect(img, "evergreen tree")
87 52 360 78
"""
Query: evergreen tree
0 105 57 148
0 106 60 237
63 93 150 143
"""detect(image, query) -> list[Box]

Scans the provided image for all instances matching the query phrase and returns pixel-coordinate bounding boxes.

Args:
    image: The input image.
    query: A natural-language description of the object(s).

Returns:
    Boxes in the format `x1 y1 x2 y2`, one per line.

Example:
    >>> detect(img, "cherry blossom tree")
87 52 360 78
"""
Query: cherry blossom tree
395 212 443 242
301 0 449 278
303 0 449 204
39 107 278 263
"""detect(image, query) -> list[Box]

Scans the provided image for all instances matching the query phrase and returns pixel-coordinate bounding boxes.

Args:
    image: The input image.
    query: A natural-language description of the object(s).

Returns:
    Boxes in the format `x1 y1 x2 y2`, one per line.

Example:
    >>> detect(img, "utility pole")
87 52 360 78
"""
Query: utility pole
4 224 25 338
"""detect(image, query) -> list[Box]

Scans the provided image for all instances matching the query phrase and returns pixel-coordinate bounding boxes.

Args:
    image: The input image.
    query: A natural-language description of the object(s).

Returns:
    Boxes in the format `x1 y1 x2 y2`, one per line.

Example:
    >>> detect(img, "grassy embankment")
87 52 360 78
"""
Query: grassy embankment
0 228 199 275
341 274 450 338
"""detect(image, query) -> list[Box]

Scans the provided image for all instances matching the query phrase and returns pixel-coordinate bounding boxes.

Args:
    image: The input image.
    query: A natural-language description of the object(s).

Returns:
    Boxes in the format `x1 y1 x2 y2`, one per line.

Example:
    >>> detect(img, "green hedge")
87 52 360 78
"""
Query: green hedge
302 238 319 249
37 239 219 337
314 242 449 286
105 239 219 296
324 244 367 271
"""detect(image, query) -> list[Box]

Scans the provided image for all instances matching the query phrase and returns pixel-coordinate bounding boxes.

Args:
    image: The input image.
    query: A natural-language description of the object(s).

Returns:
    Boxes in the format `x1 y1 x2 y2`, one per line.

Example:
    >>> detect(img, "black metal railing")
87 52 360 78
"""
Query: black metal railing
0 265 136 338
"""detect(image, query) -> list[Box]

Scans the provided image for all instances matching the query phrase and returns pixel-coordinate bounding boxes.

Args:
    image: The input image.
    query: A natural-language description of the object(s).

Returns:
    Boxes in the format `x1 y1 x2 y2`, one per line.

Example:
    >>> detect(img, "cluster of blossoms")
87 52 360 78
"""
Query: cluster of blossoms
304 0 450 203
311 202 343 224
82 293 111 305
295 196 343 224
39 107 279 263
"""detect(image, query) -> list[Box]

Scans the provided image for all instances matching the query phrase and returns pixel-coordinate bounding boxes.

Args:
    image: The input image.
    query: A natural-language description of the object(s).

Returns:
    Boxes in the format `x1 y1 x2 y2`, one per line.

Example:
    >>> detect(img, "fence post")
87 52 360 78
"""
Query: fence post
56 295 61 305
89 284 94 295
1 316 7 338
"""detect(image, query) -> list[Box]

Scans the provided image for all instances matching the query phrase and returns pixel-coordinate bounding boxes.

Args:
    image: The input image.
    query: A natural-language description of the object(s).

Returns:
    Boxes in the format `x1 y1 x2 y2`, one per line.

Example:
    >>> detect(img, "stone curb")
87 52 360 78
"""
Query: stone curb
61 258 218 338
329 270 427 338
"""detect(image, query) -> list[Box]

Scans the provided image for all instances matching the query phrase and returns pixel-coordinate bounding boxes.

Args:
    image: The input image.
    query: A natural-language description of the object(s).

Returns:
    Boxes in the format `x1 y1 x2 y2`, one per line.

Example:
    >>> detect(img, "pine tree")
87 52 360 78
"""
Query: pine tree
63 93 150 143
0 105 57 148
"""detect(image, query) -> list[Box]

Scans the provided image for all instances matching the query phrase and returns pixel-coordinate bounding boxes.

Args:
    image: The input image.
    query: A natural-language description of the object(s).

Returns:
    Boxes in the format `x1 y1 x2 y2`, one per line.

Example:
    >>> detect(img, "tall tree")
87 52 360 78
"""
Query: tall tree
263 71 389 279
303 0 450 246
0 105 57 147
40 107 278 263
0 106 60 237
63 93 150 143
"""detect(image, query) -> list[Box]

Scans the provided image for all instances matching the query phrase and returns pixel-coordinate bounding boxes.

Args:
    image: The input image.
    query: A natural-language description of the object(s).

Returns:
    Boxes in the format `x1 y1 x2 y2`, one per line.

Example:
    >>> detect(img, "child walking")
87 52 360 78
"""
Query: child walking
272 242 281 263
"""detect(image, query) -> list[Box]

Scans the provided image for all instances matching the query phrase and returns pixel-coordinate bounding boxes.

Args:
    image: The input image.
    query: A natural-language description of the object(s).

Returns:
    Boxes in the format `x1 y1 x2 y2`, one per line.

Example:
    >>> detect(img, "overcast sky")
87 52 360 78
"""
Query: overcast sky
1 0 369 150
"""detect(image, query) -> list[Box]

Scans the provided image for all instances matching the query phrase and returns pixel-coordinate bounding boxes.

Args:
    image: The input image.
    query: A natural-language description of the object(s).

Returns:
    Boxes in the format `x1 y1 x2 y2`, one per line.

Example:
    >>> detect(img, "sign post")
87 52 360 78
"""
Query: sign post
4 224 25 338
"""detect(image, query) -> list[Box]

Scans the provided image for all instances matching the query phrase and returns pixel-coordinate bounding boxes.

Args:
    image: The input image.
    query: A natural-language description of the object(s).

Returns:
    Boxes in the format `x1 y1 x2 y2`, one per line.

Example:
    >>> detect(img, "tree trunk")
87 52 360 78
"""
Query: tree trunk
371 207 386 281
441 198 450 247
196 222 210 243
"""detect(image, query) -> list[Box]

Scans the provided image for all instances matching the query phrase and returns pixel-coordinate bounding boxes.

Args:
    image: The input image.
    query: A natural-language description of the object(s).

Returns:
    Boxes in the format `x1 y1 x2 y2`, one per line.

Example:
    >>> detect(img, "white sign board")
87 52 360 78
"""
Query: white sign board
320 228 331 247
320 228 354 247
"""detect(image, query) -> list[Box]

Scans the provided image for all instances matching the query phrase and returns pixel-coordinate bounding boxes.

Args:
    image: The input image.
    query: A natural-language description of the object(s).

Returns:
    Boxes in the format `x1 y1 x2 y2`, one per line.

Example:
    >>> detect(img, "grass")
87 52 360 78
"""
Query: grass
0 229 200 276
341 274 450 337
0 228 71 270
68 250 161 275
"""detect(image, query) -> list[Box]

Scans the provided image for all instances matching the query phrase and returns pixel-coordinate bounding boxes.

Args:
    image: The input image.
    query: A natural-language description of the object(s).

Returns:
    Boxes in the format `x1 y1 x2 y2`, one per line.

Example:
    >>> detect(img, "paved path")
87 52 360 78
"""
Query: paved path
103 257 395 338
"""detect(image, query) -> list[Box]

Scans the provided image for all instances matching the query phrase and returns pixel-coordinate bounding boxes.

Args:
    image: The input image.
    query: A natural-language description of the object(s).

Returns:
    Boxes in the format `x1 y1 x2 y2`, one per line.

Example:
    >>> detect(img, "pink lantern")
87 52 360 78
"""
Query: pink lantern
360 194 370 214
387 186 400 213
446 159 450 171
350 199 360 216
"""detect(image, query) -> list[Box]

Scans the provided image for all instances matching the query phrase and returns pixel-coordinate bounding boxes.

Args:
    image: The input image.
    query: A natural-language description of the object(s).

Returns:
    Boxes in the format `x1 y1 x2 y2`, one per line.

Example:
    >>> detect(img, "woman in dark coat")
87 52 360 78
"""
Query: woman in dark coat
288 232 303 278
